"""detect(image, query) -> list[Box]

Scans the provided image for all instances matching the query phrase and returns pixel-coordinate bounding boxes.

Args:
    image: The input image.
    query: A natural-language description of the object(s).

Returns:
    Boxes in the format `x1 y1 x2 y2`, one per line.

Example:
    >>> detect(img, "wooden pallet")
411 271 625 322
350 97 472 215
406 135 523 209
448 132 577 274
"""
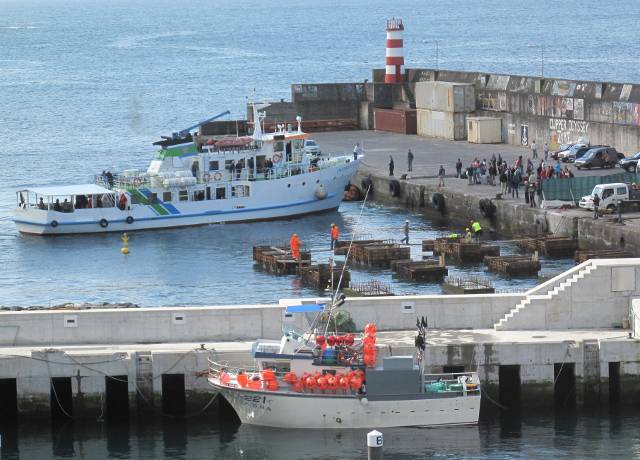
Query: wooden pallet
484 255 541 276
433 238 500 263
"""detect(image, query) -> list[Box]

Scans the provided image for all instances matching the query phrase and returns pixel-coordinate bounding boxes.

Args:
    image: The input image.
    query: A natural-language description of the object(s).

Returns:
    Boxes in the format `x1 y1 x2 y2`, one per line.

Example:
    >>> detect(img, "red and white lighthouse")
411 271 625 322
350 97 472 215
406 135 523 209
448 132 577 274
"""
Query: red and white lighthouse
385 18 405 83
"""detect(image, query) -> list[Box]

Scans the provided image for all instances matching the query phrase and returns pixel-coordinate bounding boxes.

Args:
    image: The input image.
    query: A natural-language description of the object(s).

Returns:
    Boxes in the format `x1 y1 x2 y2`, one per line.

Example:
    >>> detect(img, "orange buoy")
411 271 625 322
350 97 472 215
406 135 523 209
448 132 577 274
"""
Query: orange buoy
284 372 298 384
237 373 248 388
266 379 279 391
327 375 338 390
339 376 350 390
293 381 304 392
248 376 262 389
317 376 328 391
220 372 231 385
349 376 362 390
364 323 377 335
363 342 376 354
305 376 317 389
261 369 276 381
363 334 376 345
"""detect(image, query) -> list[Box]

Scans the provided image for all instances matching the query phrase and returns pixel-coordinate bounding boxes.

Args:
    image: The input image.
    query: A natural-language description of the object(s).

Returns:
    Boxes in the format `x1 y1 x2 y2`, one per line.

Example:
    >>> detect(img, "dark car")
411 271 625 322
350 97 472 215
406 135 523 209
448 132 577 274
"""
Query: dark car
575 147 625 169
618 151 640 172
550 143 574 160
560 144 590 162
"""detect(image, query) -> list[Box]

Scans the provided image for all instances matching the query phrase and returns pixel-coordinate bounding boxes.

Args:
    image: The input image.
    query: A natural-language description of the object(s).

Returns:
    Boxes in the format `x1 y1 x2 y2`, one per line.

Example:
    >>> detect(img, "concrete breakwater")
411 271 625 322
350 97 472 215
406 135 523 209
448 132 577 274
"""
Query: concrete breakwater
355 170 640 256
1 259 640 422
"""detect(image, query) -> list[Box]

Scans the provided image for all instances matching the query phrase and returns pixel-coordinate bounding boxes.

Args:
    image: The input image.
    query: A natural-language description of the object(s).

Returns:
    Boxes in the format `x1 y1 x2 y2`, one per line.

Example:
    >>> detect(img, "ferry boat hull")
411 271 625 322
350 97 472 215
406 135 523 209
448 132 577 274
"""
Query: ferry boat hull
14 162 356 235
212 383 480 429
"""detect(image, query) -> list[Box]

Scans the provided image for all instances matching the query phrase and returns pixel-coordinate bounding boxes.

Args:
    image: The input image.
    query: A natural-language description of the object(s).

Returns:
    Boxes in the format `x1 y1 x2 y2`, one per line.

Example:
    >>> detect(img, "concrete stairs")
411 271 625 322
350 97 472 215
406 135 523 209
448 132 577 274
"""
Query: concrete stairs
494 261 596 330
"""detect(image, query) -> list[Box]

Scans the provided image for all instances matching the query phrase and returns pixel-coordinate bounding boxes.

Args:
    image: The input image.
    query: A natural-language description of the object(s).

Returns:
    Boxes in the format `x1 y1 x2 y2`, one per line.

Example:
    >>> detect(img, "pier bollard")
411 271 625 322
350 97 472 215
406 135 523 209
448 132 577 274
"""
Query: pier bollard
367 430 383 460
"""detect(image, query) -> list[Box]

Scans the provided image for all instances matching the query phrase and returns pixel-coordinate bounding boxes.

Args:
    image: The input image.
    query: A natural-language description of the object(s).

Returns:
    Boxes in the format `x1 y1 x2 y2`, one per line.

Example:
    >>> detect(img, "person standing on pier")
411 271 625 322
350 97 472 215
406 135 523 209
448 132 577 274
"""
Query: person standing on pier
455 158 462 178
401 220 410 244
388 156 395 176
407 149 414 172
290 233 301 260
593 194 600 220
330 223 339 250
544 142 549 160
531 140 538 159
438 165 446 187
353 143 360 160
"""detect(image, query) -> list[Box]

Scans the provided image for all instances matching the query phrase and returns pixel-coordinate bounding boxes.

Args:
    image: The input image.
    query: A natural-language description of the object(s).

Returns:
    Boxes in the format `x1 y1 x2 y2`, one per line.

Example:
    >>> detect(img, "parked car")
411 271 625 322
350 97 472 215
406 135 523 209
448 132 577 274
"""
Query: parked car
302 139 321 156
618 151 640 172
550 143 574 160
579 182 640 211
575 147 625 169
558 143 588 162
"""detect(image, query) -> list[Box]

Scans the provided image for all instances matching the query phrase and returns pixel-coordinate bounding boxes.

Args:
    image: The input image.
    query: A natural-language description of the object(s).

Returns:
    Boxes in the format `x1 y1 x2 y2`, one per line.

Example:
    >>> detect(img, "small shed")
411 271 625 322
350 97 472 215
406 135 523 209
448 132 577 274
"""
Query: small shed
467 116 502 144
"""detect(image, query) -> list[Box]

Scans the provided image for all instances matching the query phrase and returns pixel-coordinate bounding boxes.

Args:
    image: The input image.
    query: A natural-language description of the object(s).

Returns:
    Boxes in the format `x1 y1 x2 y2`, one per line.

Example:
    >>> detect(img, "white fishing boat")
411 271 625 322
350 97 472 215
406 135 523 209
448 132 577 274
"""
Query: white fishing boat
208 302 481 429
13 105 358 235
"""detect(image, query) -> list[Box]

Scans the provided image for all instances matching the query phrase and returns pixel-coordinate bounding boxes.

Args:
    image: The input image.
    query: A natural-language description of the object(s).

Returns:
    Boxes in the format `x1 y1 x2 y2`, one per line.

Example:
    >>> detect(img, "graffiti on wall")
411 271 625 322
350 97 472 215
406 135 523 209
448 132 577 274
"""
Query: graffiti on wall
527 95 582 119
548 118 590 149
478 91 507 111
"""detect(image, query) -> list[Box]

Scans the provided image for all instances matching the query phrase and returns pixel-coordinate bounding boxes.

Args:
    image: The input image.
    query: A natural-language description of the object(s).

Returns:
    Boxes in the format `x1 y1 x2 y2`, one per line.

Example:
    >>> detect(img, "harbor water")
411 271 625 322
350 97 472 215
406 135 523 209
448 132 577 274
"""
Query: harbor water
1 0 638 305
1 411 640 459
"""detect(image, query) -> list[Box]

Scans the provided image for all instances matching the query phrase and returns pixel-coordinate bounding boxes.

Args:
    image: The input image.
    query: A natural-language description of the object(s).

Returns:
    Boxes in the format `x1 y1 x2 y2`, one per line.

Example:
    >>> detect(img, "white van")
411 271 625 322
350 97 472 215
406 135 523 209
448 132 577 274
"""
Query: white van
579 183 640 211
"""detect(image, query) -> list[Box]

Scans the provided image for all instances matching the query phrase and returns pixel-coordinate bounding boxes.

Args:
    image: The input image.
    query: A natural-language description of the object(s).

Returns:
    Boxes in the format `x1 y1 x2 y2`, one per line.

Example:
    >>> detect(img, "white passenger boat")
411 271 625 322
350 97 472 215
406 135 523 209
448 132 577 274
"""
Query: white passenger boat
13 106 358 235
208 303 481 429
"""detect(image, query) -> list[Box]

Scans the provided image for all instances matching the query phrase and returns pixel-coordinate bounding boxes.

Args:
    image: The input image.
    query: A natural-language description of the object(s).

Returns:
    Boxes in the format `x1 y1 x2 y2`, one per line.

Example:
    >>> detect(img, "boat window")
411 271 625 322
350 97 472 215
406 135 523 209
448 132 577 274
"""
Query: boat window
209 160 219 171
193 190 205 201
261 362 290 373
178 190 189 201
274 141 284 153
286 141 293 162
163 191 172 202
232 185 250 197
216 187 226 199
206 187 211 200
224 159 234 171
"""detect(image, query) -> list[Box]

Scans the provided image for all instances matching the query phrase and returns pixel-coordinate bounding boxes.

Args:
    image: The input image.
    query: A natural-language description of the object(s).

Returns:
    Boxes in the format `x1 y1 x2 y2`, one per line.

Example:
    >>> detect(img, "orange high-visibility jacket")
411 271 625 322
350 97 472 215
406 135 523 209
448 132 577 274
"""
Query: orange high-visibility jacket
290 235 301 251
331 226 339 240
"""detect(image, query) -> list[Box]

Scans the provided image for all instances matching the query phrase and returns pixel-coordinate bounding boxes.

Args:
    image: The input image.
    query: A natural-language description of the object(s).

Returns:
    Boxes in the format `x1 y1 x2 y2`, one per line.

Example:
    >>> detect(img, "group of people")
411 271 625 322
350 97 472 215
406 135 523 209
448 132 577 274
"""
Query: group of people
446 219 483 242
458 151 575 207
100 170 115 189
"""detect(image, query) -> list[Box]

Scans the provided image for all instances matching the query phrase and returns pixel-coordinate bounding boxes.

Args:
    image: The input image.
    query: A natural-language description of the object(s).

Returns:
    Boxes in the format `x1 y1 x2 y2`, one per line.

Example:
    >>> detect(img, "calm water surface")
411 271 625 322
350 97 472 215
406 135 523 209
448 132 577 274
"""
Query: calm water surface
1 411 640 459
1 0 637 305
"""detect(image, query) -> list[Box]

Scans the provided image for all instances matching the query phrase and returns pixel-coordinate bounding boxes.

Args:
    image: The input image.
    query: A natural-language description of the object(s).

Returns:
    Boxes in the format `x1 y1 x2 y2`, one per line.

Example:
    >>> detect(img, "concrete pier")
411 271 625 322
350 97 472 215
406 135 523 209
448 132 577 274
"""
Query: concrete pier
1 259 640 422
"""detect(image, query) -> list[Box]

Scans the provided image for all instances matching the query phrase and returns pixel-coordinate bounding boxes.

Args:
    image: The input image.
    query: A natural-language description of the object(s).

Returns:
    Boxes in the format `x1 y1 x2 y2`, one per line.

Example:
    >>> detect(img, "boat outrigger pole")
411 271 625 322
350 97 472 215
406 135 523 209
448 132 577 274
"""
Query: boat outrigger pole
164 110 231 141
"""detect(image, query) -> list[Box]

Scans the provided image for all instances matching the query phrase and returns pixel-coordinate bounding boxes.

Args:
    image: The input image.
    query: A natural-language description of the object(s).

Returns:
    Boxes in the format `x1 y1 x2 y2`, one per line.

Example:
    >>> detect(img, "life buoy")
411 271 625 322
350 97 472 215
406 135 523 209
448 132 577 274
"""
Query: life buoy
389 180 401 198
50 220 59 228
99 218 109 228
213 172 222 181
272 153 282 164
125 216 134 224
133 177 142 187
479 198 496 218
432 193 445 213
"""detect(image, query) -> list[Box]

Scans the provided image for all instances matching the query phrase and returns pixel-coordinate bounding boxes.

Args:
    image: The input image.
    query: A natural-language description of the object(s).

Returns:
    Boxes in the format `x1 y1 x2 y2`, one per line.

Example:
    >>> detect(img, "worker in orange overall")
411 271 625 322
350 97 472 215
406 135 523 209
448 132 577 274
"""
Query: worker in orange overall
290 233 301 260
330 223 339 250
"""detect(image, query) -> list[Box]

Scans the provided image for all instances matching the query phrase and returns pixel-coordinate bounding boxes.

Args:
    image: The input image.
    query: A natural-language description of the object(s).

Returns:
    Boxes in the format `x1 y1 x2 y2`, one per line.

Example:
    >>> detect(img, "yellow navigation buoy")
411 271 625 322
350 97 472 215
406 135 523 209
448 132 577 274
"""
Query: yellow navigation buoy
121 233 130 254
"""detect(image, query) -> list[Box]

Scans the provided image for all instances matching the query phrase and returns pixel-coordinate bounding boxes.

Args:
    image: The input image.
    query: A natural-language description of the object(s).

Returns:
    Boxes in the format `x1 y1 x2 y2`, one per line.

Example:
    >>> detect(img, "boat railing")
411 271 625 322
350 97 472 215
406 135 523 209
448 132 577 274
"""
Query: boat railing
423 371 480 395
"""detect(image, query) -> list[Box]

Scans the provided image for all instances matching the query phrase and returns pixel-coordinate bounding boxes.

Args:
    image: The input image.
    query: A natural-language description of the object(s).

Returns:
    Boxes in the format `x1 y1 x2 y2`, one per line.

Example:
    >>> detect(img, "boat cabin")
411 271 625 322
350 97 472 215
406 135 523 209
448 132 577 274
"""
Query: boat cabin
16 184 116 212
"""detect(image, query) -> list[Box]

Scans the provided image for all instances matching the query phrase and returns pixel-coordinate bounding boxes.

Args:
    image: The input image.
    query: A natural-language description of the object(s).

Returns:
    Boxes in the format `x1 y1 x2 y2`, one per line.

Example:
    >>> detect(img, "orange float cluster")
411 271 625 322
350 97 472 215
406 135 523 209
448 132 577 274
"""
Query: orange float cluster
232 369 279 391
362 323 377 367
283 369 365 393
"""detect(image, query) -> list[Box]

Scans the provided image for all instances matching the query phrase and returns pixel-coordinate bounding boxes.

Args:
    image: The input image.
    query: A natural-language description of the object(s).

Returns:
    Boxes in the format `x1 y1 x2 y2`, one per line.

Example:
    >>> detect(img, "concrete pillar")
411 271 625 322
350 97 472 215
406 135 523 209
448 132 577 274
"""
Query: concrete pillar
580 340 601 407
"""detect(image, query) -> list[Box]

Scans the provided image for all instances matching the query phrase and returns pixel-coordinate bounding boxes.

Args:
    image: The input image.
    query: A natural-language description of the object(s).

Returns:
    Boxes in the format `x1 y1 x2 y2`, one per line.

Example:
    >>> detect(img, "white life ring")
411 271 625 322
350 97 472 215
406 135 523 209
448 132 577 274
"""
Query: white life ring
213 172 223 181
272 153 282 164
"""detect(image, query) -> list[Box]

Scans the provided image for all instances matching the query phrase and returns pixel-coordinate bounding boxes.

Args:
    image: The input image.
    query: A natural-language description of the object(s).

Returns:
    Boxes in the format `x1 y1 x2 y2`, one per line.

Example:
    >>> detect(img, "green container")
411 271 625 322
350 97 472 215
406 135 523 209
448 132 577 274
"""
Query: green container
425 382 446 393
447 383 463 392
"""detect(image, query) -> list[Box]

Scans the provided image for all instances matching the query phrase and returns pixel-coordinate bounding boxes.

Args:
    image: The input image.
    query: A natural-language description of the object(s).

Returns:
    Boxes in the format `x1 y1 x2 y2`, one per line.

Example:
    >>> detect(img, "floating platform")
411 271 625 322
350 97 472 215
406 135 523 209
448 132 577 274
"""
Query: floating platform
516 236 579 258
252 245 311 275
342 280 394 297
351 243 410 268
574 249 631 263
484 255 541 276
422 240 435 252
432 238 500 263
391 259 448 282
442 276 495 294
333 239 384 256
298 263 350 290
